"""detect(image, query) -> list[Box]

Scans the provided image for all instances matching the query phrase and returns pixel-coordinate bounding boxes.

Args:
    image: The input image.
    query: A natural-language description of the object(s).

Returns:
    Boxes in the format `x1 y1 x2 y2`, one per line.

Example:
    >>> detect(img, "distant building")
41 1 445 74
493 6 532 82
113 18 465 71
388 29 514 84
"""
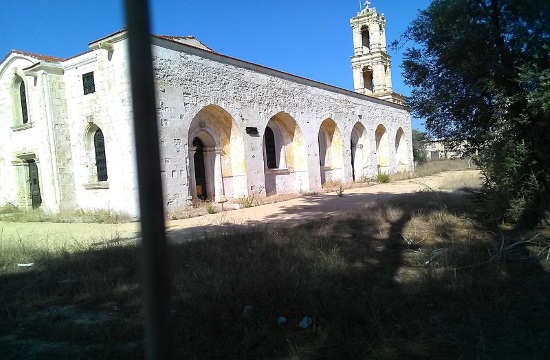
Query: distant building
0 3 413 216
426 141 467 160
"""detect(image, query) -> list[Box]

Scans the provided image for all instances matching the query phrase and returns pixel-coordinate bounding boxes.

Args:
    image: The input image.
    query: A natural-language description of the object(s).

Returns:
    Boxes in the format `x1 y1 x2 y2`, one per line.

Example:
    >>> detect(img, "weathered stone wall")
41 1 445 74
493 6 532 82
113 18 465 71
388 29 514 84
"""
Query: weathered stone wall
0 55 63 211
63 42 139 216
0 32 412 218
152 38 413 211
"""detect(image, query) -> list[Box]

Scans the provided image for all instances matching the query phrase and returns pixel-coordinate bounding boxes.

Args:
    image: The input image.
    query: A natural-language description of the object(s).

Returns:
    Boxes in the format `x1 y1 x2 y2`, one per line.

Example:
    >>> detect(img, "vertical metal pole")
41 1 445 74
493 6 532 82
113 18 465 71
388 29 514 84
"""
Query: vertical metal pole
123 0 173 359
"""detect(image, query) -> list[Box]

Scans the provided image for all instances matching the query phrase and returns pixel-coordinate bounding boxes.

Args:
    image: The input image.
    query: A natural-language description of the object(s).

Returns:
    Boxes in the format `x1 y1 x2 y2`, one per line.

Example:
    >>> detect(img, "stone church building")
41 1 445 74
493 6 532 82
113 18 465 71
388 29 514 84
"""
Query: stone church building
0 3 412 217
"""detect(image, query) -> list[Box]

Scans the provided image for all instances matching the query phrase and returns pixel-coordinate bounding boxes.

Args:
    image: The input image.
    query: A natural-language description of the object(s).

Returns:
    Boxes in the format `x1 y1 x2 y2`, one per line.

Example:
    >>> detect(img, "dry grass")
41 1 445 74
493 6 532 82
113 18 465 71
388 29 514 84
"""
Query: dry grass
1 172 549 359
393 158 473 181
0 207 134 224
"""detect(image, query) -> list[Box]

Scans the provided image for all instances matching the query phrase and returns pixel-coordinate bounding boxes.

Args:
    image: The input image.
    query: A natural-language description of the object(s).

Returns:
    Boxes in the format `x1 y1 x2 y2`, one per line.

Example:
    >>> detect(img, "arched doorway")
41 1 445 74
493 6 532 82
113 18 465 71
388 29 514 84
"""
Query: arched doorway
192 137 207 200
187 105 247 202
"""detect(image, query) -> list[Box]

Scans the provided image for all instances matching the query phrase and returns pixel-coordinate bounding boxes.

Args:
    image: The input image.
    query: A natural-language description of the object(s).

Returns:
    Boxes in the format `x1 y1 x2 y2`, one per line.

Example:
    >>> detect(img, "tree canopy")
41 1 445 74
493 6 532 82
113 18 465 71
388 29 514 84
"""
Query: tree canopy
401 0 550 226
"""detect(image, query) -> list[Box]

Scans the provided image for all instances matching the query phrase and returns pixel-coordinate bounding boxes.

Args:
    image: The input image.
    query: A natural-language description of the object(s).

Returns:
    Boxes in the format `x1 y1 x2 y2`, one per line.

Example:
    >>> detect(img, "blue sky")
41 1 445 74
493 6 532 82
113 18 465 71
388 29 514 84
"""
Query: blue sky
1 0 431 129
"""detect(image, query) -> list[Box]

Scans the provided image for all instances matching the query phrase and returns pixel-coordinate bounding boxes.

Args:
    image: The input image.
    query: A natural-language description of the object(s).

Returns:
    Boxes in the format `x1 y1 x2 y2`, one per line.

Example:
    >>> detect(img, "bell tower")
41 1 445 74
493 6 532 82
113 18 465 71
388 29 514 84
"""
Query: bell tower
350 1 404 104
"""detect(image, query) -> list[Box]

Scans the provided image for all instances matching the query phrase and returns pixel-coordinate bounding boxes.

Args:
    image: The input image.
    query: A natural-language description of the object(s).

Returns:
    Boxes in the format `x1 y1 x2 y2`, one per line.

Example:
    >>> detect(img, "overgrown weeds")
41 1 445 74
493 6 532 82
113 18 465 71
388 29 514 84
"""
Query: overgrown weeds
0 187 548 359
238 194 258 208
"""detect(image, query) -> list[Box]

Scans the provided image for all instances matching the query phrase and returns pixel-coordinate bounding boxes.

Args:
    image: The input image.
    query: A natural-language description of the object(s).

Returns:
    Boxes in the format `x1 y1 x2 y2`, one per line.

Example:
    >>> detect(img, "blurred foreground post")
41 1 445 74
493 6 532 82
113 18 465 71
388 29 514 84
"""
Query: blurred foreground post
123 0 174 358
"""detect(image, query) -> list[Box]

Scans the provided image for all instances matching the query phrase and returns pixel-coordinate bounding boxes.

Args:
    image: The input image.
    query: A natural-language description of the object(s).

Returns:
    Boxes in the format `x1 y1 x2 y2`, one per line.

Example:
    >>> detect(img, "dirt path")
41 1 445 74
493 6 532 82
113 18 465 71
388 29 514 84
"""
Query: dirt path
0 170 480 247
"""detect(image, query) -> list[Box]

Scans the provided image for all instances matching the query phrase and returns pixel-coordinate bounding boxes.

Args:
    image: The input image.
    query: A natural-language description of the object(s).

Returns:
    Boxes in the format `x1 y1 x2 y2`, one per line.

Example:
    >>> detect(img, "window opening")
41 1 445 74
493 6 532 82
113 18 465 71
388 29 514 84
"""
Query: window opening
94 129 108 181
361 27 370 49
19 82 29 124
363 68 374 92
83 72 95 95
264 126 277 169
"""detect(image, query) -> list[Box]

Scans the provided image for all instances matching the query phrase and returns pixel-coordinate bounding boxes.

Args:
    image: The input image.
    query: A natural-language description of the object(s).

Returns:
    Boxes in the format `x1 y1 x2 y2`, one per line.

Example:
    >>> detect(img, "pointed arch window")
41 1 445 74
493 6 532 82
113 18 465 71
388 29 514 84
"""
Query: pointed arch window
19 82 29 124
94 129 108 181
11 75 32 130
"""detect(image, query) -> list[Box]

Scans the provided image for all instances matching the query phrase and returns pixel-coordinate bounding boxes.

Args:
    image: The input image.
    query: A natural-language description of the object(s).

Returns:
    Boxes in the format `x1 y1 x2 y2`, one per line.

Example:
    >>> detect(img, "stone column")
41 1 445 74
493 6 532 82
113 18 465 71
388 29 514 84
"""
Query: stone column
352 64 363 93
385 64 393 92
371 26 381 51
188 146 196 201
214 147 225 203
352 25 362 55
373 62 386 93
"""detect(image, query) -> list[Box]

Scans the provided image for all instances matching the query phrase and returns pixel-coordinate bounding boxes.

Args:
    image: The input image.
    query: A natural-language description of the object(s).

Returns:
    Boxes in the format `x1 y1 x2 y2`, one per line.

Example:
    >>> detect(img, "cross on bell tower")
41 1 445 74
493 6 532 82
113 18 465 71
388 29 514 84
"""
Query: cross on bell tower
350 2 404 104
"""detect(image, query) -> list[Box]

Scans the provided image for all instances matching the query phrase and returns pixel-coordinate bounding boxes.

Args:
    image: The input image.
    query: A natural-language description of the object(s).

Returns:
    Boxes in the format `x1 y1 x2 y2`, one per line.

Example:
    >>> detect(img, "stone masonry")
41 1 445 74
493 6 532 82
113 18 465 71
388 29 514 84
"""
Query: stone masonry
0 5 412 217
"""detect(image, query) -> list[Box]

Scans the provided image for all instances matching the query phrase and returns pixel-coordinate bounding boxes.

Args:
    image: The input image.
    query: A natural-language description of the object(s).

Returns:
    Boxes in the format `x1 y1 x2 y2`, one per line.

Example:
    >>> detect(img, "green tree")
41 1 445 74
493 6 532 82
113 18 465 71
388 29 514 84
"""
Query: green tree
412 129 430 165
400 0 550 227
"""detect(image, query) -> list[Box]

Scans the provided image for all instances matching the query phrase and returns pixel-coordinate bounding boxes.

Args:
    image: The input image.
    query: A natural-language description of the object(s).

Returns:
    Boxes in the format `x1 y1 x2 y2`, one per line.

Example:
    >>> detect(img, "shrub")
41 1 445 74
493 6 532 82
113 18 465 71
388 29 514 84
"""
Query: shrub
377 173 391 183
478 137 544 225
205 203 217 214
0 202 21 215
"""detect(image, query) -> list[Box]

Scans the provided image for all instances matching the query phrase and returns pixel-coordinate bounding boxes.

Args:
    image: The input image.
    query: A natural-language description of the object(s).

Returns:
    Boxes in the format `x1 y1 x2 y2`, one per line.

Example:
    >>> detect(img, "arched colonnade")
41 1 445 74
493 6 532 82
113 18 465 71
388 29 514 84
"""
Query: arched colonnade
185 104 410 202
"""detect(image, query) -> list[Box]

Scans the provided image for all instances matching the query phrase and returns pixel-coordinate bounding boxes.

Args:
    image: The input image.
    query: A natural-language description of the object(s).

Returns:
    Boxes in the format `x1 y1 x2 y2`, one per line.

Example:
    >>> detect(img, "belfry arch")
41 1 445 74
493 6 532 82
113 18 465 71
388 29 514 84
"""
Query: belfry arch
362 67 374 93
263 112 308 195
187 105 247 202
361 26 370 50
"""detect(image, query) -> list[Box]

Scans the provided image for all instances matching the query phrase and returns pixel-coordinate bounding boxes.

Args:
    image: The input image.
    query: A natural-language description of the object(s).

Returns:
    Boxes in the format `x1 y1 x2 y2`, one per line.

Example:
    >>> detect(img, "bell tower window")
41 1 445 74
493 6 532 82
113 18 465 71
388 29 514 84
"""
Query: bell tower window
363 68 374 92
361 26 370 50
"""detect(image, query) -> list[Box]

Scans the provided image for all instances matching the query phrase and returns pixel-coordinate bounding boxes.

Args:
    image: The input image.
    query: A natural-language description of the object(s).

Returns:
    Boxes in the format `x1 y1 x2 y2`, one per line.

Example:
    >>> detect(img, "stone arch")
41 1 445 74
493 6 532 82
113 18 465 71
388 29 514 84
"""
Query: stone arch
0 57 36 127
351 122 370 181
361 25 370 50
395 127 409 172
11 74 30 126
187 104 247 202
318 118 344 184
375 124 390 173
362 66 374 92
263 111 308 195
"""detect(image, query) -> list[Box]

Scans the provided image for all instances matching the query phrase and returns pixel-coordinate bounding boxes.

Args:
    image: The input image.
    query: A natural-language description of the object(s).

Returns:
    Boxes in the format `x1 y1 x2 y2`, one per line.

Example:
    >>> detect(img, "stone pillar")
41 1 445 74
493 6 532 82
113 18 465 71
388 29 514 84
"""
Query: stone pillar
352 25 362 55
188 146 196 201
371 26 381 51
373 62 386 93
385 65 393 92
352 64 363 93
214 147 225 202
380 26 387 49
